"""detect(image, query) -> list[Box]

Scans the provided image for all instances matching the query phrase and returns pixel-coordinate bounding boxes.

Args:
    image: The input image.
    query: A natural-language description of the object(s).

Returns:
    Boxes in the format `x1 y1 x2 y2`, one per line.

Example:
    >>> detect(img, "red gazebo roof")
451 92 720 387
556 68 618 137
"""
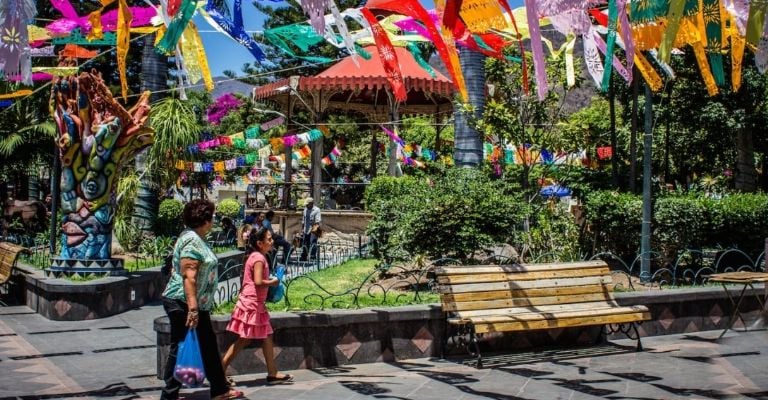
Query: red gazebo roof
253 46 454 100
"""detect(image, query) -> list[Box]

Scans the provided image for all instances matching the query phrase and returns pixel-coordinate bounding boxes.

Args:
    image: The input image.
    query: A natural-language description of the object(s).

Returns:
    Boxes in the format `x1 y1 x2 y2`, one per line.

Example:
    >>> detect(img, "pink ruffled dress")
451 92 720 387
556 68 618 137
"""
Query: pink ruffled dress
227 251 273 339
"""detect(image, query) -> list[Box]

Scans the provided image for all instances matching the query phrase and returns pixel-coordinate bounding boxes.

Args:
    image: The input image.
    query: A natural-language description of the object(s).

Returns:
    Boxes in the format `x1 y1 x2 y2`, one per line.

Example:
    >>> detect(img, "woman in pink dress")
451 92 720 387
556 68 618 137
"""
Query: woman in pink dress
221 227 294 385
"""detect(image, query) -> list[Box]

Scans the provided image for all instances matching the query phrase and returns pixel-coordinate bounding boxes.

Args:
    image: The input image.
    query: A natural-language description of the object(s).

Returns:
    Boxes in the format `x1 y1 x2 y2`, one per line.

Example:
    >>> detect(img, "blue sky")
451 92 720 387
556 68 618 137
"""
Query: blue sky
198 0 523 77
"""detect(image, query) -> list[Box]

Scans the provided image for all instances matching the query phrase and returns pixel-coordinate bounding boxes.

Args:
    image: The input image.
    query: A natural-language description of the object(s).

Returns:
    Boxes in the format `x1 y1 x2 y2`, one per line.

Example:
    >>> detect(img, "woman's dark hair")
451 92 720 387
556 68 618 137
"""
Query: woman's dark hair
265 210 275 220
245 226 270 256
182 199 215 229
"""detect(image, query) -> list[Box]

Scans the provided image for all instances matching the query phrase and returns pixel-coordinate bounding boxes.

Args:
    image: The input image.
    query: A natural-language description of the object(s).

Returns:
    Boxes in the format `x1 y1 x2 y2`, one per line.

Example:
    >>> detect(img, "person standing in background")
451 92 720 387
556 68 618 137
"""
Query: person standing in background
299 197 321 261
263 209 291 265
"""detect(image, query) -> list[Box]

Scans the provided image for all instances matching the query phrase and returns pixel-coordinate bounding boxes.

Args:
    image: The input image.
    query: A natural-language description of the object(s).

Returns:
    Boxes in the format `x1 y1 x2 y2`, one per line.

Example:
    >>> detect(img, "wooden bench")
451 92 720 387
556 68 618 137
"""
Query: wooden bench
436 260 650 367
0 242 30 301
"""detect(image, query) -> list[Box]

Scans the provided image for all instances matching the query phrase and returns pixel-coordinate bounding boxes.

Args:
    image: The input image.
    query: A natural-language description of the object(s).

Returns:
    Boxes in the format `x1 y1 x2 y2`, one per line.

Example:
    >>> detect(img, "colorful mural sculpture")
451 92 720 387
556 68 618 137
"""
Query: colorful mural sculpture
51 71 153 262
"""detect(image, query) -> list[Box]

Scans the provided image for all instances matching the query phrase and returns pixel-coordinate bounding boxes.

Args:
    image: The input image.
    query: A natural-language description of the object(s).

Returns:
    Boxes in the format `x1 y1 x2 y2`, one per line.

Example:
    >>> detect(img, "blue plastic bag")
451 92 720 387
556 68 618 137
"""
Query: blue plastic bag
267 264 286 303
174 328 206 388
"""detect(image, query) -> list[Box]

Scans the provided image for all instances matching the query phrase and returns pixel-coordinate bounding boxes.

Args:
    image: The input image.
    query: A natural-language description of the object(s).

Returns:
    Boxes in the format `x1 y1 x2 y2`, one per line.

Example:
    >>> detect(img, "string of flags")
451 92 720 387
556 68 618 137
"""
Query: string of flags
7 0 768 140
187 127 323 154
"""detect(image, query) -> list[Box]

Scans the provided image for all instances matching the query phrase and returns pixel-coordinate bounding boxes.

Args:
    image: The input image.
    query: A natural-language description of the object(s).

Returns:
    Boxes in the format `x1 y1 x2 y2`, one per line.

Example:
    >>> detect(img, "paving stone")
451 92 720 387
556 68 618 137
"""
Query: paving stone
1 303 768 399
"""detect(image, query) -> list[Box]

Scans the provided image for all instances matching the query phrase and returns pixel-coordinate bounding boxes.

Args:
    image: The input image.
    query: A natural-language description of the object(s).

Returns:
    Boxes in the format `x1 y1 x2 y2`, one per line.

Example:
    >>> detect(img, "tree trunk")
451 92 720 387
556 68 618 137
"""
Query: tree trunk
453 47 485 168
132 32 169 234
734 129 757 192
370 130 378 178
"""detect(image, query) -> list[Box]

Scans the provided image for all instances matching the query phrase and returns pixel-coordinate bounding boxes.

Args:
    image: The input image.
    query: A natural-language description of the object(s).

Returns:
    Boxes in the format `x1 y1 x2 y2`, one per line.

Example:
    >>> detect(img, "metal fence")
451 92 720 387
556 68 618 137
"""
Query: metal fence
213 235 371 306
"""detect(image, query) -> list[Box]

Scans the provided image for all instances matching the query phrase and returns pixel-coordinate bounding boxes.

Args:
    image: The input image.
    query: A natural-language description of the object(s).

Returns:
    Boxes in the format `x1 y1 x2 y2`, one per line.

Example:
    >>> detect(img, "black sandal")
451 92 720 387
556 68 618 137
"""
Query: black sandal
266 374 294 384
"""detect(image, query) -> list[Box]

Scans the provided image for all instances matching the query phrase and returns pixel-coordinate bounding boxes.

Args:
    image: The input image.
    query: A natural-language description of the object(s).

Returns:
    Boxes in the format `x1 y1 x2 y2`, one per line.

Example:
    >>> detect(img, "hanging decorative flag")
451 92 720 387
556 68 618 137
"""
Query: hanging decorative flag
458 0 508 33
59 43 98 59
156 0 197 54
327 1 358 62
0 89 32 100
301 0 328 34
52 28 116 45
367 0 467 101
180 22 214 91
361 8 407 101
0 100 12 108
202 0 266 62
30 45 55 57
596 146 612 160
260 116 285 131
0 0 36 85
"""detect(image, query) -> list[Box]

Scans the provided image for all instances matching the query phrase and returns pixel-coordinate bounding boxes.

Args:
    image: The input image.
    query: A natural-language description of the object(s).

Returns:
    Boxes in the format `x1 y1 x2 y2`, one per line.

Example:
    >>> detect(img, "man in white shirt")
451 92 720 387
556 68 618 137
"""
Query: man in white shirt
300 197 321 261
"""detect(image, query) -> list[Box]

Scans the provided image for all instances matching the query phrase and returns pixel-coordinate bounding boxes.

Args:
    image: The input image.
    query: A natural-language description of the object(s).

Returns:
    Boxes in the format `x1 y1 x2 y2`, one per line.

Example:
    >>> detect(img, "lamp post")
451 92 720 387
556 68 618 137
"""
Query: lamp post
640 82 654 283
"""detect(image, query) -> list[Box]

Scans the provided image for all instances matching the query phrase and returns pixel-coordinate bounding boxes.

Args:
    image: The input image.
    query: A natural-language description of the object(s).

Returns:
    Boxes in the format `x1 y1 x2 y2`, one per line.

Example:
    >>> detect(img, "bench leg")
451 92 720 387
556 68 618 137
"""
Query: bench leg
468 325 482 368
632 323 643 352
441 319 449 359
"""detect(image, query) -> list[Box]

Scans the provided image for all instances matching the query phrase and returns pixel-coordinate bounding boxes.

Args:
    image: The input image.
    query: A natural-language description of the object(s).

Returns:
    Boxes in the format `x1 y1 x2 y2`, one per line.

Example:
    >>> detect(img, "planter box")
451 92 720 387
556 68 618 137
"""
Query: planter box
154 285 767 377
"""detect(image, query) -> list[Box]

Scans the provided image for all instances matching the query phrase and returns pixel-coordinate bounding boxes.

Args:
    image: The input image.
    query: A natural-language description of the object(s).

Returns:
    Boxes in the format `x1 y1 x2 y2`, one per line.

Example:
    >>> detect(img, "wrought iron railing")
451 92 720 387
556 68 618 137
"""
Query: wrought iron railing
213 235 371 307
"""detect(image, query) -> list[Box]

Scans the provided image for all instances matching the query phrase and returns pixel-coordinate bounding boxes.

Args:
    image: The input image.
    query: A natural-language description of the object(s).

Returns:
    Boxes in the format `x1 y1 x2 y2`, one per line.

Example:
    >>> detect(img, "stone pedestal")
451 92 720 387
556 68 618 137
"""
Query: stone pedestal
46 258 126 278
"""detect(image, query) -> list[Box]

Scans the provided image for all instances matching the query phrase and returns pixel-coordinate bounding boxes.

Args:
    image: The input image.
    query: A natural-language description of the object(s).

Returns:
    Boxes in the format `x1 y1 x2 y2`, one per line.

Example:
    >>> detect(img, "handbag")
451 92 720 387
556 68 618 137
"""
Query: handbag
173 328 206 388
266 265 286 303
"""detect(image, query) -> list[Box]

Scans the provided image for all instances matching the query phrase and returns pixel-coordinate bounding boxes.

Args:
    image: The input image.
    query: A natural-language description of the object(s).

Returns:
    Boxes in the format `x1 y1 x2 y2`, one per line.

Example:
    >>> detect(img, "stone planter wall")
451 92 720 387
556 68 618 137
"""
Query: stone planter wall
13 250 244 321
154 286 766 377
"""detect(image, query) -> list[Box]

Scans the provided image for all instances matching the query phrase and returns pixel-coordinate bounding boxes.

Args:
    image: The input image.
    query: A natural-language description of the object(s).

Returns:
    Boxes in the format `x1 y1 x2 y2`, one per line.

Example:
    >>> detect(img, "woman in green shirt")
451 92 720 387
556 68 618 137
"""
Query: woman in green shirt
160 199 243 400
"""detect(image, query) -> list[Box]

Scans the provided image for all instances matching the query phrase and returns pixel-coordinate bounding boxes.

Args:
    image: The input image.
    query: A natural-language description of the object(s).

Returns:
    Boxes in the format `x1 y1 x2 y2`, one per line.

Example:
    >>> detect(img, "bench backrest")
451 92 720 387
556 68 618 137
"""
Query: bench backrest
0 242 28 285
435 260 616 317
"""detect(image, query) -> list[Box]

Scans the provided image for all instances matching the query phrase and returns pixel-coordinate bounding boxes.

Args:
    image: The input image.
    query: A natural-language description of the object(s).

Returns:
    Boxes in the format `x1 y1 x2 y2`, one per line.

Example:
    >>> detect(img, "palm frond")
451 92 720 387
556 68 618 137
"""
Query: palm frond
0 133 25 156
19 121 57 139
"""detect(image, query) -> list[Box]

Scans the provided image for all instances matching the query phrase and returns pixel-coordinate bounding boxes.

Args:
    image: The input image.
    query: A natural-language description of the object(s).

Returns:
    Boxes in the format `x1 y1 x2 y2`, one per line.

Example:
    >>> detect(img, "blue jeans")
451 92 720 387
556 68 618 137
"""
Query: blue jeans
300 232 318 261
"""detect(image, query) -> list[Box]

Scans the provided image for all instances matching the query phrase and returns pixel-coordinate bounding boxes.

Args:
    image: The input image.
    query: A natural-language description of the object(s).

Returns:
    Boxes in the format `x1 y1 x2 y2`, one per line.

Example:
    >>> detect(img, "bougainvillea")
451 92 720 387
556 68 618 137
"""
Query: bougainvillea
206 93 242 125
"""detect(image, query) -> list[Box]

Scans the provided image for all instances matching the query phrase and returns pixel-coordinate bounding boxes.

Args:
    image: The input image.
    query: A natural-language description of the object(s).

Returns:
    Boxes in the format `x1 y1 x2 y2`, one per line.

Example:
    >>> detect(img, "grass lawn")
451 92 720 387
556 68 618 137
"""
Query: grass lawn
214 258 440 314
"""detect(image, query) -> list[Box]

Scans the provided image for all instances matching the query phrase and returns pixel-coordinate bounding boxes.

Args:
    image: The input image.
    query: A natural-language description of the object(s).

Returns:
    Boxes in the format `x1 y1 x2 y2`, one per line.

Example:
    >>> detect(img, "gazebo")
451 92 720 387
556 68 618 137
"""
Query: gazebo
253 45 455 206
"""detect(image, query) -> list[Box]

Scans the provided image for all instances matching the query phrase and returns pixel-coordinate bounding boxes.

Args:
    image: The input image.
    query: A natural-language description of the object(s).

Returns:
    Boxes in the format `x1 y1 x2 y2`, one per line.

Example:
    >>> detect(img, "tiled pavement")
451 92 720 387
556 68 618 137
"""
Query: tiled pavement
1 303 767 399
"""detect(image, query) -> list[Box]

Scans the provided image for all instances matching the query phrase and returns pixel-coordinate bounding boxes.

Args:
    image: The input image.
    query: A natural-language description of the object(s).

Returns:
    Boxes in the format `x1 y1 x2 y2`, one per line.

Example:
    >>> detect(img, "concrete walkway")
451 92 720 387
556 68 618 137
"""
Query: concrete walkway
1 303 767 399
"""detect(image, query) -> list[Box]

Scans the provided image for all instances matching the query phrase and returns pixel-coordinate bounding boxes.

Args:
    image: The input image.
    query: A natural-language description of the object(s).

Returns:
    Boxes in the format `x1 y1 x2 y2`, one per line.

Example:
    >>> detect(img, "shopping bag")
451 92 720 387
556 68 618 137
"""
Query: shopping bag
267 264 286 303
173 328 206 388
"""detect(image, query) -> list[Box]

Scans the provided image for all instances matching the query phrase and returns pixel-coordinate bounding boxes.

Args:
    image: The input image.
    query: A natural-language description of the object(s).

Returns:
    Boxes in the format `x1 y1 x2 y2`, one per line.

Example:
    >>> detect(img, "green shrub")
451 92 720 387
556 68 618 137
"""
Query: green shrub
364 176 425 261
522 204 581 262
653 195 706 258
217 198 241 218
157 199 184 236
366 169 529 262
584 191 642 260
114 217 143 252
586 191 768 262
707 194 768 253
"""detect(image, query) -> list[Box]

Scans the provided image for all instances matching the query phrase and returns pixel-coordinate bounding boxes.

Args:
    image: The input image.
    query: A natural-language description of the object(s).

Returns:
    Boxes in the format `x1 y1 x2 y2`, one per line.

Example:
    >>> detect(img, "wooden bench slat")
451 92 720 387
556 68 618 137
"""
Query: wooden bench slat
435 260 607 275
440 284 610 303
472 311 651 333
0 242 29 285
439 275 611 294
455 304 650 322
437 266 609 284
453 300 627 319
442 291 616 312
456 306 648 324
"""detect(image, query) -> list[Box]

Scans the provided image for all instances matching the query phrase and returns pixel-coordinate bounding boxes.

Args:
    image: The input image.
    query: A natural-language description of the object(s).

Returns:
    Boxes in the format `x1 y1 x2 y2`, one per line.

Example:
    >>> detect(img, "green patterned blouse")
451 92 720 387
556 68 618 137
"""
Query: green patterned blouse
161 229 219 311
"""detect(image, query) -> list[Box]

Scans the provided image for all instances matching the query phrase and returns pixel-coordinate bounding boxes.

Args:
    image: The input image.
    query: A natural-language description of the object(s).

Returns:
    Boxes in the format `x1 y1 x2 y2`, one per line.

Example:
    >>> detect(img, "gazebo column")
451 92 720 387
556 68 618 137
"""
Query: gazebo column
308 89 331 204
282 96 296 209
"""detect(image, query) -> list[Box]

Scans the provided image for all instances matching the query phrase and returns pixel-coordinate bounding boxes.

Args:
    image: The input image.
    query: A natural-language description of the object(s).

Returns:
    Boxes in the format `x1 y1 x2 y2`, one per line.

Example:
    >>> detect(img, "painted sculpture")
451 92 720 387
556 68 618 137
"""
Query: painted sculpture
51 71 153 260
